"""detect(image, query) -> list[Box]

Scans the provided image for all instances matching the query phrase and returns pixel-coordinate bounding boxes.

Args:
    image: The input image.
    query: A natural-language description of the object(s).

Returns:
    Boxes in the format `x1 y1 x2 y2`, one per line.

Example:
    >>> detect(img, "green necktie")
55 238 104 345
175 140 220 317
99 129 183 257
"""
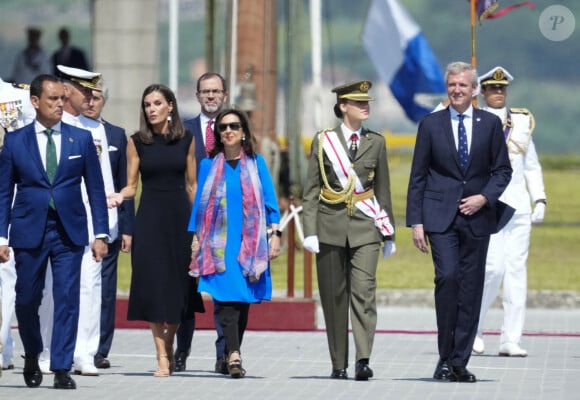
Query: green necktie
45 128 57 182
45 128 57 209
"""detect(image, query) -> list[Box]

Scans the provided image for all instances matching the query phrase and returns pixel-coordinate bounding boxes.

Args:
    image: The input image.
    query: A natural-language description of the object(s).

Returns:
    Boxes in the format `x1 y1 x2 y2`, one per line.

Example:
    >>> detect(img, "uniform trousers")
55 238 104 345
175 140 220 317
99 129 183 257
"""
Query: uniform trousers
98 239 121 358
74 245 102 366
0 252 16 367
317 241 379 370
477 213 530 345
39 265 54 366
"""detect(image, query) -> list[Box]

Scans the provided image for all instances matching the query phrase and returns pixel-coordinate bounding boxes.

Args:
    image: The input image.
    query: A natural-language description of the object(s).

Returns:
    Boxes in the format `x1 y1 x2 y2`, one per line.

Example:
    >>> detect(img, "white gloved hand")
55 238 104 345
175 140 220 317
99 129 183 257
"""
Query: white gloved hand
531 202 546 224
303 235 320 254
382 241 396 259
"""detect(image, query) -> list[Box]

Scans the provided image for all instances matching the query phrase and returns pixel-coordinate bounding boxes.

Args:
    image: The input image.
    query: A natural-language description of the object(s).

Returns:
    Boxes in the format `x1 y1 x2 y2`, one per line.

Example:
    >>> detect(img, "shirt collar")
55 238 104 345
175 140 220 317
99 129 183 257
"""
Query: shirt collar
35 121 62 134
450 105 474 119
340 122 362 141
483 106 506 120
200 113 214 125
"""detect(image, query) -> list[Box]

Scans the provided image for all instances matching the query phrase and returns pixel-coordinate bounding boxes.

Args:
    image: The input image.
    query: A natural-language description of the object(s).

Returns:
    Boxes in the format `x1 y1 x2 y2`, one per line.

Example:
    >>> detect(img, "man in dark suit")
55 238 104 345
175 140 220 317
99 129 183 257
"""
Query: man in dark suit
0 74 109 389
406 61 512 383
179 72 229 373
83 79 135 369
302 81 395 381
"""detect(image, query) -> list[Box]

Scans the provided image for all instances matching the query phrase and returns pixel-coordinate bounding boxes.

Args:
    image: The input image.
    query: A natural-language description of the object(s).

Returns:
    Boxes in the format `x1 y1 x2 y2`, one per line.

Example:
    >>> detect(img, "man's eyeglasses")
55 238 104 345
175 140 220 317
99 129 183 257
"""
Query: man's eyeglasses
216 122 242 132
198 89 225 96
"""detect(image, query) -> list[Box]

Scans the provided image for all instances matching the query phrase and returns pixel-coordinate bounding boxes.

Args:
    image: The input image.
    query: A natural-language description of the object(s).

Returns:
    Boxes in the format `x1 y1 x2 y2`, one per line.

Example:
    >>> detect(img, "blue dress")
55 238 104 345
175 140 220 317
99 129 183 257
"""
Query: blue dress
188 154 280 303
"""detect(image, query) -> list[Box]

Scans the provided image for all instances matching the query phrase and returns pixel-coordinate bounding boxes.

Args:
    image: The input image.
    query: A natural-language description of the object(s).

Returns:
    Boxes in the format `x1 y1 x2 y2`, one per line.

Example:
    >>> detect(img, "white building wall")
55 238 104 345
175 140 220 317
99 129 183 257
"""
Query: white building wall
93 0 159 132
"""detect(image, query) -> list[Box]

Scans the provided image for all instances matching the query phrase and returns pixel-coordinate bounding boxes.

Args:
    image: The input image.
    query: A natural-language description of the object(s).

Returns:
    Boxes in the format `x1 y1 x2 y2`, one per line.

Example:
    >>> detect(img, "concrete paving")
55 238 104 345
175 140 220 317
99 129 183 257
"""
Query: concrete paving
1 306 579 400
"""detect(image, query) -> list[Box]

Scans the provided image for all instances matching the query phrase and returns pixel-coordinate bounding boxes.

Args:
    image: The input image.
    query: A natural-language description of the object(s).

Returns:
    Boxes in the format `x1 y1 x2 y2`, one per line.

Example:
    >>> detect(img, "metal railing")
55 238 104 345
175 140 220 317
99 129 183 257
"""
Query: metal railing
274 196 312 299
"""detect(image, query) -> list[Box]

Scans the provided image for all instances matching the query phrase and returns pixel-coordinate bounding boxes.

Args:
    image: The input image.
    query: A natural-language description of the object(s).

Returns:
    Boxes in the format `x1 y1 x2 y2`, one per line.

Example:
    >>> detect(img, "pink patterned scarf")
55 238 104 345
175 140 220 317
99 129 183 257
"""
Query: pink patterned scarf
190 151 269 280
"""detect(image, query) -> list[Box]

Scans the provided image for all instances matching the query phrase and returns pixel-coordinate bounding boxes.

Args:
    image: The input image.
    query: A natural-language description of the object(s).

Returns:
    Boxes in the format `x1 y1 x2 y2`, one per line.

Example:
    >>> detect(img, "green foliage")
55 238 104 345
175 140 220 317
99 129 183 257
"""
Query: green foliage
540 155 580 170
117 157 580 293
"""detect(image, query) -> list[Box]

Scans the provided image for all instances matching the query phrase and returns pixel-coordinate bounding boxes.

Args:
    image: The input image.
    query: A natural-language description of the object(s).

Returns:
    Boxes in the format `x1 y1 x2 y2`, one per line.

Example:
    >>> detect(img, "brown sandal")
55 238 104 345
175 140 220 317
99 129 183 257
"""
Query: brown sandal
164 340 176 374
227 352 246 379
154 355 170 377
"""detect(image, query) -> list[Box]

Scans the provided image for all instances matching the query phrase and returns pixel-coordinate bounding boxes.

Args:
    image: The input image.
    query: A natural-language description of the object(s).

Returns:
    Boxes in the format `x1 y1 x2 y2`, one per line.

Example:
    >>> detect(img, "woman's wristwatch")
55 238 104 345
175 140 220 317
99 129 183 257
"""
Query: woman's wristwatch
272 229 282 237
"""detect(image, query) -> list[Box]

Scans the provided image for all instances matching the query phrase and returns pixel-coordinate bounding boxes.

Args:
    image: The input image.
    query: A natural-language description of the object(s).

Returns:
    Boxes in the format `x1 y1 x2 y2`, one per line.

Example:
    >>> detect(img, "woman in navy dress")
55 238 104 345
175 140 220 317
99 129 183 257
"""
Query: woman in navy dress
109 84 203 377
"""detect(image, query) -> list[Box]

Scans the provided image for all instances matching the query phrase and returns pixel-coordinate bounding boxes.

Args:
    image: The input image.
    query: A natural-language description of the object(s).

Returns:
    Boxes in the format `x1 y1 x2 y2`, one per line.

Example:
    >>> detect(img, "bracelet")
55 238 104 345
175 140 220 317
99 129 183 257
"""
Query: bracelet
272 229 282 237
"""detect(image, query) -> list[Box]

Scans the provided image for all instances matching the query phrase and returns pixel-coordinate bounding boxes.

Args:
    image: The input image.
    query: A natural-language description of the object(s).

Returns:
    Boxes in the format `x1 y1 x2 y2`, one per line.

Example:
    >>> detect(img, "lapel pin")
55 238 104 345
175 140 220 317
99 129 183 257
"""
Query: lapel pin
476 118 481 122
69 137 74 142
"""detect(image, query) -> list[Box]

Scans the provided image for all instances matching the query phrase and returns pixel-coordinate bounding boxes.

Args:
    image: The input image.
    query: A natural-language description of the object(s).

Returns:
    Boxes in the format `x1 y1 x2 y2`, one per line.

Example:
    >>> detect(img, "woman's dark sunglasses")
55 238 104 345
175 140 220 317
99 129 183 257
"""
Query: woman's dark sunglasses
216 122 242 132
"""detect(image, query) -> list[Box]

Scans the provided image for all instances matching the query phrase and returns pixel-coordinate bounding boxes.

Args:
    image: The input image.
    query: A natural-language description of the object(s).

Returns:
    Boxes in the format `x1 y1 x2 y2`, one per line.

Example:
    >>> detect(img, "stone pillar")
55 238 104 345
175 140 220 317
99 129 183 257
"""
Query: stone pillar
92 0 159 132
236 0 279 186
236 0 277 150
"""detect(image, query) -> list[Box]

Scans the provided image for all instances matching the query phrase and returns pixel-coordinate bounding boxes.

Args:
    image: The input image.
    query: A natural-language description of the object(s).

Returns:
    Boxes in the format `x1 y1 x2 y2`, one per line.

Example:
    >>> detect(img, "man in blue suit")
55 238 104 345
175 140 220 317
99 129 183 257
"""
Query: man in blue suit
406 61 512 383
83 79 135 369
178 72 228 373
0 74 109 389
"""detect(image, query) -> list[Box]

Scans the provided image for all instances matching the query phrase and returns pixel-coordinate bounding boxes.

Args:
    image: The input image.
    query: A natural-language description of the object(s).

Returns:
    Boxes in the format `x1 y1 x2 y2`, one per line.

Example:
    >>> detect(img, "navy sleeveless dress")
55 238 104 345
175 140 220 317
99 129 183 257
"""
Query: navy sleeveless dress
127 131 204 323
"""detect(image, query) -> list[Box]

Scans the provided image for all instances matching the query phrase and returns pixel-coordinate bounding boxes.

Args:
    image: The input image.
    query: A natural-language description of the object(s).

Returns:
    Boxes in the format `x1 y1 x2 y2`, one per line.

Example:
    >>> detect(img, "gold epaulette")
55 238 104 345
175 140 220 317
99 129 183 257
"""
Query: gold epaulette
11 82 30 90
509 107 530 115
509 108 535 134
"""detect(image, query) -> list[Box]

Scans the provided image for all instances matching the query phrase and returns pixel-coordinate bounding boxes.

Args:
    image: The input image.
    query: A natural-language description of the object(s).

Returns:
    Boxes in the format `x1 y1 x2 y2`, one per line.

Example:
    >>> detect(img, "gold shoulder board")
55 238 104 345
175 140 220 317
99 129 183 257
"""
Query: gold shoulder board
509 107 530 115
510 108 535 133
11 83 30 90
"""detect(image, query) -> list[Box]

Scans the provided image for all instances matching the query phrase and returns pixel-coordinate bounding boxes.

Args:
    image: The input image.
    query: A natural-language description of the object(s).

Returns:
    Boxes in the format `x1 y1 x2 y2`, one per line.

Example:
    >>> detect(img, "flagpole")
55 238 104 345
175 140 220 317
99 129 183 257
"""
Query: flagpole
470 0 477 68
470 0 478 107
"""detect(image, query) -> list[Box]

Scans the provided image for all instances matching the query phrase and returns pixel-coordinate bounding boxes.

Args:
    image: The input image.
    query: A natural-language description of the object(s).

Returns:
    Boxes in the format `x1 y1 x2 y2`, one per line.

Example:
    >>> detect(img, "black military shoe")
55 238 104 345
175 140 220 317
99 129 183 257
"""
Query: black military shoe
23 356 43 388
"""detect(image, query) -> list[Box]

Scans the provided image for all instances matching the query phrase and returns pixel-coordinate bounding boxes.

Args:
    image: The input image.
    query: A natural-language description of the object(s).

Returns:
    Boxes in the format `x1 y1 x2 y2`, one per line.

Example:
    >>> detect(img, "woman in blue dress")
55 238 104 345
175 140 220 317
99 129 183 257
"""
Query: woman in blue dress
188 108 281 378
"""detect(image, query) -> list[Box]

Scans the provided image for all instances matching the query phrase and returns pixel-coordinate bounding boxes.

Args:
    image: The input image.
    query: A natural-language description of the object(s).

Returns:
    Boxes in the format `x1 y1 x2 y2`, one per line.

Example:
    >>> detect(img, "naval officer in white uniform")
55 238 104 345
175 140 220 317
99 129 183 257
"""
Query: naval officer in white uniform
473 66 546 357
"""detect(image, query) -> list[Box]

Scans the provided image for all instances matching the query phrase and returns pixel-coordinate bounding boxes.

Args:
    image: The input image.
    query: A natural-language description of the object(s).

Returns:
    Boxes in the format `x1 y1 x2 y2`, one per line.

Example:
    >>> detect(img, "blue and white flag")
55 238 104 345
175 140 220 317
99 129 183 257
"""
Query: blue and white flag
362 0 446 122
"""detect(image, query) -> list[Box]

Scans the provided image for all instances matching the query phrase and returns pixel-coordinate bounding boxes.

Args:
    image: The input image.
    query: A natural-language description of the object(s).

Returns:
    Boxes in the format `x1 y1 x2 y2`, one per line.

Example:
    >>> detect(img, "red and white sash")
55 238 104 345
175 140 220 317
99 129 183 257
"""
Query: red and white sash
320 130 394 236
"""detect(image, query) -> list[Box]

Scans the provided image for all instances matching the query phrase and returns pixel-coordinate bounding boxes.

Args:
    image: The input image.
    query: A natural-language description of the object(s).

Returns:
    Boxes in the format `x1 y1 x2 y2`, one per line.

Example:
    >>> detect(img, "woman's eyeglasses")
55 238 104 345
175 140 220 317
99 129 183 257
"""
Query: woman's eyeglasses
216 122 242 132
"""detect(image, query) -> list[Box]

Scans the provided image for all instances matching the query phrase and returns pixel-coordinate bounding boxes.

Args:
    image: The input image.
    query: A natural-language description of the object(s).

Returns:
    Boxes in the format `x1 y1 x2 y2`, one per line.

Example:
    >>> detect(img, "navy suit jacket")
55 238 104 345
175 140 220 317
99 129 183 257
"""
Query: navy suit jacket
406 107 513 236
0 122 109 248
183 115 207 171
103 120 134 236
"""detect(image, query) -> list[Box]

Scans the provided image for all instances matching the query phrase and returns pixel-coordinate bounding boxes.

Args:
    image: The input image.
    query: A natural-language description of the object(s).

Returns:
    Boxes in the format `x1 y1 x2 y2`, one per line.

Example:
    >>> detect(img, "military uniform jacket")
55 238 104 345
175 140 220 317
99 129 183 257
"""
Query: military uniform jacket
302 125 394 248
484 106 546 215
